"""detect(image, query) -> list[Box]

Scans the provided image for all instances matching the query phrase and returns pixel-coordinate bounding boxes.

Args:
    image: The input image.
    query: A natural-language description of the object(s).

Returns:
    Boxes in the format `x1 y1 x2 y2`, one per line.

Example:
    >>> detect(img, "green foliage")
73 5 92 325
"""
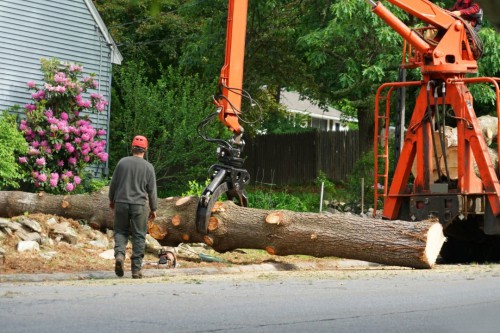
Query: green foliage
247 188 318 212
110 61 226 195
181 178 210 197
314 170 337 201
94 0 193 81
0 111 28 189
71 173 110 194
338 150 376 213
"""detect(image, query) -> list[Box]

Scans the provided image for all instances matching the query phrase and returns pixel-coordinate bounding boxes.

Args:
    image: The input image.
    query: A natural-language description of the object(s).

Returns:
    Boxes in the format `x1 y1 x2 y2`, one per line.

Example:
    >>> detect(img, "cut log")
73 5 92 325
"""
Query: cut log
0 189 446 269
411 116 499 181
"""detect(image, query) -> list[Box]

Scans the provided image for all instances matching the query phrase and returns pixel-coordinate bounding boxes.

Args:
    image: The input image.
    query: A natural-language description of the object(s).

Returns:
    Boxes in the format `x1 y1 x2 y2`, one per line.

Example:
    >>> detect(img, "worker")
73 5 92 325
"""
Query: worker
450 0 483 31
109 135 158 279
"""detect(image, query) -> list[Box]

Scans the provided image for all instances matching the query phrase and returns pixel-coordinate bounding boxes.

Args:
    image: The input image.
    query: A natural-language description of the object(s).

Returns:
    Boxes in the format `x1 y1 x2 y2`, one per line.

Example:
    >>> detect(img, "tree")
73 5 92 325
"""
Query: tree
0 190 446 269
93 0 193 81
109 62 227 195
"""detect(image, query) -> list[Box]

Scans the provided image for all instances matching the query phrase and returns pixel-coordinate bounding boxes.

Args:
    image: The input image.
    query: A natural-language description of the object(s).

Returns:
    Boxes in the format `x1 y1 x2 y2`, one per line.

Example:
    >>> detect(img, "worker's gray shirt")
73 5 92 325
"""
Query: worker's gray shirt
108 156 158 211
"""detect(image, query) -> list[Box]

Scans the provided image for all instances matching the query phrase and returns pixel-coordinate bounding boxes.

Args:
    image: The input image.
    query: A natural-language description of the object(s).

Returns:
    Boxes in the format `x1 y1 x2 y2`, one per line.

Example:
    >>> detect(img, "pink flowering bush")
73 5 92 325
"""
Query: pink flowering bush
17 58 108 194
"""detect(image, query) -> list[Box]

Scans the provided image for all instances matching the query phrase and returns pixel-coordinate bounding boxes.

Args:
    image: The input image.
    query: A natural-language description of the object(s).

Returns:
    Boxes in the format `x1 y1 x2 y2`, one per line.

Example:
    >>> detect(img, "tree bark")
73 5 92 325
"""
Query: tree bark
0 189 445 269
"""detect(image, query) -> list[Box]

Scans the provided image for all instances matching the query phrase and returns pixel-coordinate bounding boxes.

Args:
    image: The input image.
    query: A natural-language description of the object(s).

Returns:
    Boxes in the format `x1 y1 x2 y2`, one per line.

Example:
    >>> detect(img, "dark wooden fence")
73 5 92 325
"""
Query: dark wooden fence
243 130 360 185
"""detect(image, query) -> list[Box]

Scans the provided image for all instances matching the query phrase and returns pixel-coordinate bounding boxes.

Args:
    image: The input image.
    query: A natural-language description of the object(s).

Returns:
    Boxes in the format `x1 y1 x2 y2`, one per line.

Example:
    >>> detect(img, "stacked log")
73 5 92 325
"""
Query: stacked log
411 115 499 181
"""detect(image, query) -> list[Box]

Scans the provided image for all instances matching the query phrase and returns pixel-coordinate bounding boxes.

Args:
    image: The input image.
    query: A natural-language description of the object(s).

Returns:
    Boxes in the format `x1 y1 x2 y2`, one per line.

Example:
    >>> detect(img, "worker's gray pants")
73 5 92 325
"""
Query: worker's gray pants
113 202 148 272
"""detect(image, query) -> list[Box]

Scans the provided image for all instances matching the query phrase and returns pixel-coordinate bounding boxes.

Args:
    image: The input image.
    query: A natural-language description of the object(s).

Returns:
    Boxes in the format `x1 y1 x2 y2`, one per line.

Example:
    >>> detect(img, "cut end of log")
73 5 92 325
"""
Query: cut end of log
61 200 70 209
265 246 276 255
175 196 192 207
212 201 225 212
203 235 214 246
310 233 317 240
208 216 219 231
171 215 181 227
181 233 190 242
265 212 283 225
422 223 446 268
148 222 168 240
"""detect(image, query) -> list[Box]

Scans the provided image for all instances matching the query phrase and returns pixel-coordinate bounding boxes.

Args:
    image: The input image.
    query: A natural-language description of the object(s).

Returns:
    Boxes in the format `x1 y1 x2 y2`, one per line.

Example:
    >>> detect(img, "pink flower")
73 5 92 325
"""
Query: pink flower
58 160 65 167
60 112 69 120
38 173 47 182
19 121 28 131
44 109 53 117
99 152 108 162
74 176 81 185
97 129 106 136
69 64 83 72
65 183 75 192
35 157 46 166
49 178 58 187
28 148 39 155
54 85 66 93
18 157 28 163
27 81 36 88
68 157 77 165
25 104 36 111
50 173 59 180
54 72 67 84
64 142 75 153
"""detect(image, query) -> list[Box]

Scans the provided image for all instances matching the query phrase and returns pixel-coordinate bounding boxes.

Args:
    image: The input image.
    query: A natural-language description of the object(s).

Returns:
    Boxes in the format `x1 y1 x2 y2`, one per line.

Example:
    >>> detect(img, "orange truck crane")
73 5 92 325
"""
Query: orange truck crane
196 0 500 261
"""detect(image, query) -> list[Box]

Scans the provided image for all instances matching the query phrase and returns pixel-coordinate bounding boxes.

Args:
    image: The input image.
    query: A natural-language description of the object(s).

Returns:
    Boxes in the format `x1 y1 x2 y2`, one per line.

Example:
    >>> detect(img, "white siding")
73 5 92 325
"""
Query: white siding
0 0 114 135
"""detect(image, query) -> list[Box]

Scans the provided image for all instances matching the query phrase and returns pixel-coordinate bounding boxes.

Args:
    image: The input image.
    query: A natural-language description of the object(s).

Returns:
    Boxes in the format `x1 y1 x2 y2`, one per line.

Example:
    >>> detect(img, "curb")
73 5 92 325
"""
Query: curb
0 259 384 283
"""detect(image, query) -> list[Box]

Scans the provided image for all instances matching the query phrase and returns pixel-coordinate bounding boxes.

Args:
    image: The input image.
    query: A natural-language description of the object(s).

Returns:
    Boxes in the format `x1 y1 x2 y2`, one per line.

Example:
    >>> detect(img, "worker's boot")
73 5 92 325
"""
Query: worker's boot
115 254 125 277
132 270 143 279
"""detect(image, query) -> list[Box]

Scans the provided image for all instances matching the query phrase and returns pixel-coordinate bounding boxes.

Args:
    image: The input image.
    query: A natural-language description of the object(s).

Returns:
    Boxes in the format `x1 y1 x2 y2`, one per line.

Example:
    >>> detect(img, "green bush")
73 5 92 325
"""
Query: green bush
0 111 28 189
247 187 319 212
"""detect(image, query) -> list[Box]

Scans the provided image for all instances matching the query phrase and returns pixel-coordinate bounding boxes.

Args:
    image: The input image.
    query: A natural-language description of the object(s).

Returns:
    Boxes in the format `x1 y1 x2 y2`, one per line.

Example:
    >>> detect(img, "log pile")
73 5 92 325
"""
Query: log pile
412 115 499 181
0 189 446 269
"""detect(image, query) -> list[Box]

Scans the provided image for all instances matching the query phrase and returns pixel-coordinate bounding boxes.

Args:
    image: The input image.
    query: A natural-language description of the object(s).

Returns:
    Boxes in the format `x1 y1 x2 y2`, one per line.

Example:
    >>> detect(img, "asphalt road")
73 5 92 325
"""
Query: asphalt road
1 265 500 333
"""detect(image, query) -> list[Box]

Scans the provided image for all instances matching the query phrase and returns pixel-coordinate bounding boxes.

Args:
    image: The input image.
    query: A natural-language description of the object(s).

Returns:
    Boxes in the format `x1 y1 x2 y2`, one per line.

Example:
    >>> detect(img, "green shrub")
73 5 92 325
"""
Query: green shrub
0 111 28 189
247 188 319 212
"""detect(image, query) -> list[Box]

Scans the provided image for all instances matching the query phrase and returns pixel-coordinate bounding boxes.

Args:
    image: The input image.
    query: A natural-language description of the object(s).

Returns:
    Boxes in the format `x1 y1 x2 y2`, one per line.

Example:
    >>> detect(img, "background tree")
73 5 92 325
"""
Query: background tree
94 0 500 192
109 62 226 195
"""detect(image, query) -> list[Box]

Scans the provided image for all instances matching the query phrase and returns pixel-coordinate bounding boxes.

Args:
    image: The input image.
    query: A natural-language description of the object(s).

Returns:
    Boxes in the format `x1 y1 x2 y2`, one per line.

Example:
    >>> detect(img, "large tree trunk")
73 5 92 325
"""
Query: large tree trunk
0 189 445 269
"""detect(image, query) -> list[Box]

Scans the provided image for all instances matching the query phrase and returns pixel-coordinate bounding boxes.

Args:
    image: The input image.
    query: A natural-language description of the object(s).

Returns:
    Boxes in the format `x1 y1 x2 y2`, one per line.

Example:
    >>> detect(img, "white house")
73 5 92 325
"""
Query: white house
279 90 356 131
0 0 122 135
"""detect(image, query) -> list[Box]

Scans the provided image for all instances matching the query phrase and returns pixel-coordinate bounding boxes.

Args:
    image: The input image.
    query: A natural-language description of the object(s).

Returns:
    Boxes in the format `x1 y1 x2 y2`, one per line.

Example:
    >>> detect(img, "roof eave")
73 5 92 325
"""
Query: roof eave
84 0 123 65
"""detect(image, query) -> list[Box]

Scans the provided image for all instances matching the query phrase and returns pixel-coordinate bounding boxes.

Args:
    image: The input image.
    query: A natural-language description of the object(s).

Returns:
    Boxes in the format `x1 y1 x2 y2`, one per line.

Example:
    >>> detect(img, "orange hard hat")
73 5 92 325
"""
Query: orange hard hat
132 135 148 149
